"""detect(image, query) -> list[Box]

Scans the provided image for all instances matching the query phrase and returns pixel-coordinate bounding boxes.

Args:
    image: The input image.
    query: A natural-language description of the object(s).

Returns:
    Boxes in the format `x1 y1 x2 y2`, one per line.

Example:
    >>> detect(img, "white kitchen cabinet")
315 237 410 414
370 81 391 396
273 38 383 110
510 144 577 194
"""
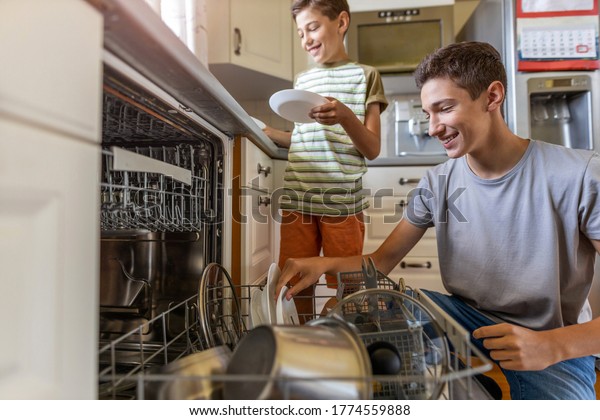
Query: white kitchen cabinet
207 0 309 82
362 166 446 293
241 139 274 192
230 0 293 80
240 140 275 286
0 0 102 398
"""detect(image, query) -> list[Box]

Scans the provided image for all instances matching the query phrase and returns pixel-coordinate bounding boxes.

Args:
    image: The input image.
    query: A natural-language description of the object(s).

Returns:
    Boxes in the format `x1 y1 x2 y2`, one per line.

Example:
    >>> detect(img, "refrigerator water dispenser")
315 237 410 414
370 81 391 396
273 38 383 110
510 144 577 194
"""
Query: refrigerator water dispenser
527 75 593 150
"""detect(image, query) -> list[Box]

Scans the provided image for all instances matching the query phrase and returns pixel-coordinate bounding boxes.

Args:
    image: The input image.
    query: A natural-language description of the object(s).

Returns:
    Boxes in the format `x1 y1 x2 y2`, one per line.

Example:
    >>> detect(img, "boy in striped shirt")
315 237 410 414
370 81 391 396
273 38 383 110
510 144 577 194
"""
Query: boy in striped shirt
263 0 387 321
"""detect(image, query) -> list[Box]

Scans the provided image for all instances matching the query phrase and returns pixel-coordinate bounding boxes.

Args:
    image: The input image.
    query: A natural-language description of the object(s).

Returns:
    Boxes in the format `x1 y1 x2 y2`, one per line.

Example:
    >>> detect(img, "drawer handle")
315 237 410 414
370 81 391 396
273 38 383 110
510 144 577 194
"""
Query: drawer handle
257 163 271 177
258 196 271 206
234 28 242 56
400 261 432 269
399 177 420 186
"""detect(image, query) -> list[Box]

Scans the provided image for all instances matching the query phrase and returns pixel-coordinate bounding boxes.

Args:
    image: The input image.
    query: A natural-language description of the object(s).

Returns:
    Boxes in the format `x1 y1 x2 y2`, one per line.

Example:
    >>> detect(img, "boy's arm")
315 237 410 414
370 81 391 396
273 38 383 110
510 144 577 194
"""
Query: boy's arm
310 100 382 160
262 126 292 148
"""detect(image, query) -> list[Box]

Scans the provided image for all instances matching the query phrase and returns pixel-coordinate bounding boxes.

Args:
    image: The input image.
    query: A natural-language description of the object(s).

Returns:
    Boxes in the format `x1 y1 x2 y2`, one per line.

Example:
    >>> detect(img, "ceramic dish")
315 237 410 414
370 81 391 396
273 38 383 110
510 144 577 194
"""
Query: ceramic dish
260 263 280 324
276 286 300 325
269 89 328 123
250 116 266 130
249 286 265 328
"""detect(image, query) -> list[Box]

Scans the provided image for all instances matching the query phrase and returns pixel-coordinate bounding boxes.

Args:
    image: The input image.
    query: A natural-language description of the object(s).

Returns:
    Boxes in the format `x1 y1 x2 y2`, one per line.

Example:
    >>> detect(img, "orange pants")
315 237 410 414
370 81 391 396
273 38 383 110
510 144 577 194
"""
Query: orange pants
278 211 365 322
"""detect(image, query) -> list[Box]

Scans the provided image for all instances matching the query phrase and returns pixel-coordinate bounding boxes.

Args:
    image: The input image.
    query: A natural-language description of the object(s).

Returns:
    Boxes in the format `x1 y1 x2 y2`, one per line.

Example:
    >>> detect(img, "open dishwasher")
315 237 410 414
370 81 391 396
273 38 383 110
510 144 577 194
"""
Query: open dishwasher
99 260 494 400
97 54 231 397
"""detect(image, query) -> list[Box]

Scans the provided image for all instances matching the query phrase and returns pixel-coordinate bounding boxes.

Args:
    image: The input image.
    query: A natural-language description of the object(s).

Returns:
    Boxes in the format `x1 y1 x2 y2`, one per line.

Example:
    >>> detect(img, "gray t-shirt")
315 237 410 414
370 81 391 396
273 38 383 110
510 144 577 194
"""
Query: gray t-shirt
407 140 600 330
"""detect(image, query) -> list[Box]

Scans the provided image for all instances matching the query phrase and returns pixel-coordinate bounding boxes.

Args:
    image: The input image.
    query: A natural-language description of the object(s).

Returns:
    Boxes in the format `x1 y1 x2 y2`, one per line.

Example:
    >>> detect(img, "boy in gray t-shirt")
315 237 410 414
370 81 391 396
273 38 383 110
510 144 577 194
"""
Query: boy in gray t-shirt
275 42 600 399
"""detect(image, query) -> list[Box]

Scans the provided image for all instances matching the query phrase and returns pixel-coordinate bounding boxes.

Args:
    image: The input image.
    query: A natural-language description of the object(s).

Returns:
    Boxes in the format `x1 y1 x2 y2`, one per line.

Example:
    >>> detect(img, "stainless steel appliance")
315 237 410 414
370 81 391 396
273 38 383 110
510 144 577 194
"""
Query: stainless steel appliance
91 0 250 396
528 75 593 150
458 0 600 151
98 57 228 368
346 5 454 74
346 5 454 165
380 94 446 158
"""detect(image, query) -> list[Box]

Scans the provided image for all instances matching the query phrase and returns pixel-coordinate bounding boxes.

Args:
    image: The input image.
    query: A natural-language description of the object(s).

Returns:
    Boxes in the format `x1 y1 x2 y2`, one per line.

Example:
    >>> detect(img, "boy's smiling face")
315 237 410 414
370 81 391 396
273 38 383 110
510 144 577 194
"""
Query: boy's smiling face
420 77 492 159
295 7 349 65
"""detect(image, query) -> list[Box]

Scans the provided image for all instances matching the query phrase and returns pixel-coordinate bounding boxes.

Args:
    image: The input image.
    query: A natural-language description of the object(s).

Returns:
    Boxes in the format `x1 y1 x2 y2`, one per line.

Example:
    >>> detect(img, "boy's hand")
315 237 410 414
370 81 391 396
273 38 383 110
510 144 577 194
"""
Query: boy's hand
274 257 324 301
473 323 559 370
309 97 354 125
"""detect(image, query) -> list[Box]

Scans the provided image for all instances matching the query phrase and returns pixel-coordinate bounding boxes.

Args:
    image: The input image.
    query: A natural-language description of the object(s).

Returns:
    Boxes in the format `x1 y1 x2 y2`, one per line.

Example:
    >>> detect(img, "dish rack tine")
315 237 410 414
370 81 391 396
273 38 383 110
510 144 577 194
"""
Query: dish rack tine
361 257 378 289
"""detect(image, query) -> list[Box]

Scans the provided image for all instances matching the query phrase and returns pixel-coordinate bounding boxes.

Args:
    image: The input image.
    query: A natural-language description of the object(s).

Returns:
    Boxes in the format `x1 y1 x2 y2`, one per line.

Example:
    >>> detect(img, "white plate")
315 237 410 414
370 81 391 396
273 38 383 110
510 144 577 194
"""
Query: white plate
259 263 280 324
269 89 328 123
249 286 264 328
276 286 300 325
250 116 266 130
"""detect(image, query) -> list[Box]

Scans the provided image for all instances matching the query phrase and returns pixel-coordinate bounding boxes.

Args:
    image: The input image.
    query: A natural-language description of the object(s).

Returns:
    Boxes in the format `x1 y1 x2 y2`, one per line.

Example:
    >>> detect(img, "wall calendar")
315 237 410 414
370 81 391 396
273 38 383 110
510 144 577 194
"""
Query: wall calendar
517 0 600 70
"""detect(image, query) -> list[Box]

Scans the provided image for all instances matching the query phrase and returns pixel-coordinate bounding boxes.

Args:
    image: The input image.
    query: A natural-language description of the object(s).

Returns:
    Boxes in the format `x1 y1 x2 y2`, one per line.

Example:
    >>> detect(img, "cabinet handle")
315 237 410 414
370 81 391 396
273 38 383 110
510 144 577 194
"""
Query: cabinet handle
257 163 271 177
399 177 420 186
234 28 242 56
258 196 271 206
400 261 432 269
398 199 409 208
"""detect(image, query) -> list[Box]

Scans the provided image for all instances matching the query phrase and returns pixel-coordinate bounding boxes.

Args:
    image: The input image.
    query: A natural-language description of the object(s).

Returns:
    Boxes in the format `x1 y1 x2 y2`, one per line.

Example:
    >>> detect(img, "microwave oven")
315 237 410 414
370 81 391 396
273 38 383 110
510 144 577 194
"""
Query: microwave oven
346 6 454 74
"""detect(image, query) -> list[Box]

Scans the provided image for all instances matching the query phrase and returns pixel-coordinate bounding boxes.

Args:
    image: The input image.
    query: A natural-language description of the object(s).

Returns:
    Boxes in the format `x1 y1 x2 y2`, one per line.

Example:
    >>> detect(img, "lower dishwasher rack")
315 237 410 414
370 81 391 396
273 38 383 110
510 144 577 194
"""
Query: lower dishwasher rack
98 283 494 400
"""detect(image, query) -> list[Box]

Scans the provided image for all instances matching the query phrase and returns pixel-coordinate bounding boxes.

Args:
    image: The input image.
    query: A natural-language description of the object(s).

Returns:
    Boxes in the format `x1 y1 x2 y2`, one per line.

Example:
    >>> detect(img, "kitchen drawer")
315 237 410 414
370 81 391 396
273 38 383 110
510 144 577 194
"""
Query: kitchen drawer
241 139 273 192
362 166 430 196
392 257 445 294
364 196 436 236
363 195 437 257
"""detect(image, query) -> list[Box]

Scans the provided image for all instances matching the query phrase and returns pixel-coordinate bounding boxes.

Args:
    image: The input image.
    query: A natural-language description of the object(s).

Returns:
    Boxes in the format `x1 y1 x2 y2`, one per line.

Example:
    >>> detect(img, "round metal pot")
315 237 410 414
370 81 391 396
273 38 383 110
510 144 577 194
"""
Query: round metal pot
223 319 372 400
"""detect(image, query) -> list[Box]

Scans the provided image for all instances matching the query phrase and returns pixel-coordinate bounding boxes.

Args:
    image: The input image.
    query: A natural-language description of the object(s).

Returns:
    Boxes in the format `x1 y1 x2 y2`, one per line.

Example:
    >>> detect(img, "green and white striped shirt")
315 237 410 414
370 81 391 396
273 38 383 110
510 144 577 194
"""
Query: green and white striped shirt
282 61 387 216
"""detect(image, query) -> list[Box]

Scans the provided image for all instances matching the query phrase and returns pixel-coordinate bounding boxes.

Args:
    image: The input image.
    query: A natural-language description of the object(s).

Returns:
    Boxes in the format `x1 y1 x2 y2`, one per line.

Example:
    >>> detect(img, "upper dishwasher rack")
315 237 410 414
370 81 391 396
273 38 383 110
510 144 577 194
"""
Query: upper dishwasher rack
101 145 213 232
100 82 224 233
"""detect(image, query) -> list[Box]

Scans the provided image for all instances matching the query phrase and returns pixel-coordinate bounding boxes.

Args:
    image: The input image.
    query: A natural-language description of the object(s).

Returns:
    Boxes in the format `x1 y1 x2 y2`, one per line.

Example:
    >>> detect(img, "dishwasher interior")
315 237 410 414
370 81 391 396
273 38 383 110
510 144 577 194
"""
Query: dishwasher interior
98 65 226 397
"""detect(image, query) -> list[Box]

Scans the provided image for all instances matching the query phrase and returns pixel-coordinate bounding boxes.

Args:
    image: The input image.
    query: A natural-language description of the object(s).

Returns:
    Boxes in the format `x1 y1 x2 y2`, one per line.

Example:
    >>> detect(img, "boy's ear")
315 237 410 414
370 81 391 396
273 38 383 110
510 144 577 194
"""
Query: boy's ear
486 81 505 112
338 11 350 34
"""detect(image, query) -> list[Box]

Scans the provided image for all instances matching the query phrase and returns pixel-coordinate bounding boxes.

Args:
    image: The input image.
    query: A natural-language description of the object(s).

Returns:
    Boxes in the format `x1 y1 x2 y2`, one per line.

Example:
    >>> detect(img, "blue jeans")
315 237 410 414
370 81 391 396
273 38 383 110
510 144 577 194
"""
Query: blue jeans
421 290 597 400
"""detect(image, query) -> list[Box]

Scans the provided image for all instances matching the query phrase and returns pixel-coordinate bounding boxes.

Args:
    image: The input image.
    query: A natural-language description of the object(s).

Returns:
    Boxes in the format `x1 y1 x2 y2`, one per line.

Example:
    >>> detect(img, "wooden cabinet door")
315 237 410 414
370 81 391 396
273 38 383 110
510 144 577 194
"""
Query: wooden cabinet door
230 0 293 80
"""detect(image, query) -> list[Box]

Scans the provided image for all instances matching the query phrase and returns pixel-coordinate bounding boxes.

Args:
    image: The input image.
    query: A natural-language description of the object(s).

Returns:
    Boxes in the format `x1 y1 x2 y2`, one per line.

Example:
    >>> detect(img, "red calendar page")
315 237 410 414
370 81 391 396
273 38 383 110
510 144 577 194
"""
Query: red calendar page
516 0 599 71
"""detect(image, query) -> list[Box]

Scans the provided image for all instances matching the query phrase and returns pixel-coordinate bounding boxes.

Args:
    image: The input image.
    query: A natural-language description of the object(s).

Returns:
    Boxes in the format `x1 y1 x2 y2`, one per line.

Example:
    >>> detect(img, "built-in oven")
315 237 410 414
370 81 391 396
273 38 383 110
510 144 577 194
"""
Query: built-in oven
347 5 454 164
346 5 454 75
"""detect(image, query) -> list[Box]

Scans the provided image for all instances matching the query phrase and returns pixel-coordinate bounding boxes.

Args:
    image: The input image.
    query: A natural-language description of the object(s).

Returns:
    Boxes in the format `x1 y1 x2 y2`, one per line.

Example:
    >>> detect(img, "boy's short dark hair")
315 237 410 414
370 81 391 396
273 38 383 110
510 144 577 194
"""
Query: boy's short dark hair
414 41 507 102
291 0 350 22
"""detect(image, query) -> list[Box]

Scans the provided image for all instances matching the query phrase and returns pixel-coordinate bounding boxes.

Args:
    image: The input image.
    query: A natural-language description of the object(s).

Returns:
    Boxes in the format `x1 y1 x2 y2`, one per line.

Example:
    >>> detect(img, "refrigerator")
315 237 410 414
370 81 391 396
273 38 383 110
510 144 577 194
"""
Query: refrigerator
458 0 600 322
